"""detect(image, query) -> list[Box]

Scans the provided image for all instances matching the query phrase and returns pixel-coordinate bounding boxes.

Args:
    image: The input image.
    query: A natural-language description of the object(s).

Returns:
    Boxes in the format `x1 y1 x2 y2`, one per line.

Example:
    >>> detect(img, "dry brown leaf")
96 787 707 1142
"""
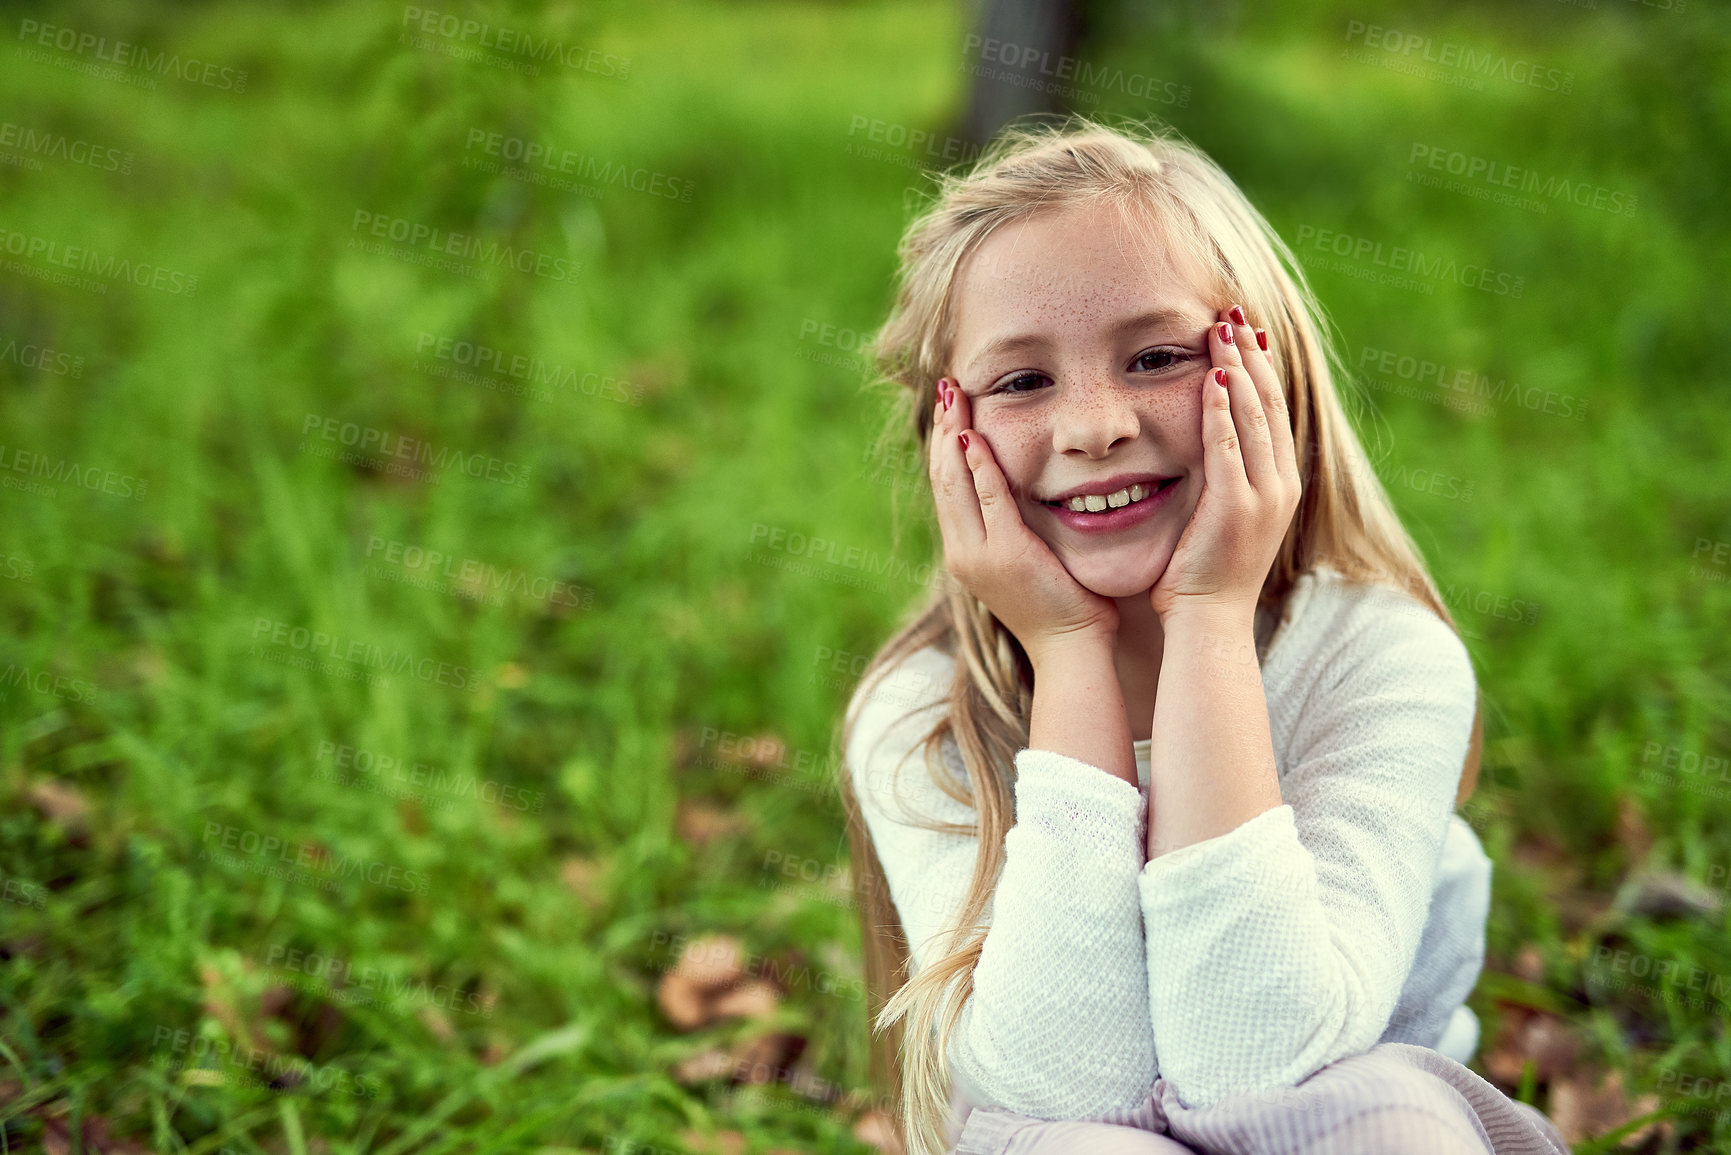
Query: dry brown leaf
29 779 88 832
854 1108 905 1154
418 1005 455 1043
1549 1069 1660 1145
257 984 295 1019
656 971 710 1031
1521 1014 1580 1082
1615 796 1652 863
559 856 607 907
675 934 745 992
40 1111 152 1155
677 1128 746 1155
672 1047 735 1084
741 732 786 770
1513 944 1546 984
730 1031 802 1082
675 799 748 846
710 978 780 1020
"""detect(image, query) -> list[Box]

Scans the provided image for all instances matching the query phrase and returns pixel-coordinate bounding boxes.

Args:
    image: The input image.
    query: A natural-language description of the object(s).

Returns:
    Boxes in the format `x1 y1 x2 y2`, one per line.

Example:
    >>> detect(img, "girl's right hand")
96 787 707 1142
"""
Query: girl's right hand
928 377 1121 665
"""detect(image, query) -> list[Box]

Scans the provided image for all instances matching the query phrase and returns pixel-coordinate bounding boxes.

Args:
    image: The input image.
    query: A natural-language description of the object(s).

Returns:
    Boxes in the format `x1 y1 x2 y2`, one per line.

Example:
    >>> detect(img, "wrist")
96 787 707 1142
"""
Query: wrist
1026 629 1116 676
1155 596 1257 637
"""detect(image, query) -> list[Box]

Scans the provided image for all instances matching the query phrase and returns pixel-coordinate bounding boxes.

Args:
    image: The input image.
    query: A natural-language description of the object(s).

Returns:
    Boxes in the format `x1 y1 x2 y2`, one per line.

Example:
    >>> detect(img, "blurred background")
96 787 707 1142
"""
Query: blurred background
0 0 1727 1151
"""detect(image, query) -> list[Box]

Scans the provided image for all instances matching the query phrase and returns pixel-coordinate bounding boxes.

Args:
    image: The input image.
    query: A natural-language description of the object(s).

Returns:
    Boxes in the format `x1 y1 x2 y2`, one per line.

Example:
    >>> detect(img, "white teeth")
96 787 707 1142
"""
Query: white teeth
1062 483 1156 513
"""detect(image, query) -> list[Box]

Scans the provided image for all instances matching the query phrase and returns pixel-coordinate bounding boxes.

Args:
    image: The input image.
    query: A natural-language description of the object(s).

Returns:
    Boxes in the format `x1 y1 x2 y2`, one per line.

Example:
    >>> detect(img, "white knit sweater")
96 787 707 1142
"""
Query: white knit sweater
844 568 1490 1119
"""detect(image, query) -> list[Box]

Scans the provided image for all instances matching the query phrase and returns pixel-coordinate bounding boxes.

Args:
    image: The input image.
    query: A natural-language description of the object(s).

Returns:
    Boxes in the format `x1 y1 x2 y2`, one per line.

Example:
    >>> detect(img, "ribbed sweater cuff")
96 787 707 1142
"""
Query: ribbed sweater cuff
1136 804 1309 905
1013 748 1146 842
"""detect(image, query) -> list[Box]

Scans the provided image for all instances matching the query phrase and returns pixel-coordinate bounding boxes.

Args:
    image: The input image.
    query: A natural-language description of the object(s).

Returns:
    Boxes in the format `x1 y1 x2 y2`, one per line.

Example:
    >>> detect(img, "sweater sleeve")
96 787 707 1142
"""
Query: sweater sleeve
844 648 1158 1119
1134 592 1478 1108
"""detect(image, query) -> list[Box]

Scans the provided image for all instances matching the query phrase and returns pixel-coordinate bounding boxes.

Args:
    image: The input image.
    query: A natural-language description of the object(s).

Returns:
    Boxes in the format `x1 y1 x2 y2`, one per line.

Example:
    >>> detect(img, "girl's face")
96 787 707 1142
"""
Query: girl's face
947 201 1218 600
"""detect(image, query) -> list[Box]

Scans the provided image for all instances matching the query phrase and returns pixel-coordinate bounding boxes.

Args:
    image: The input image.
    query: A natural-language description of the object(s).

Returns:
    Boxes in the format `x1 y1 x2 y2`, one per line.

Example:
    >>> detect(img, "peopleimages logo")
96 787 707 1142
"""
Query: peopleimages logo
349 210 582 285
462 130 693 202
16 18 249 92
0 120 133 174
249 617 482 693
299 413 532 488
1293 225 1524 298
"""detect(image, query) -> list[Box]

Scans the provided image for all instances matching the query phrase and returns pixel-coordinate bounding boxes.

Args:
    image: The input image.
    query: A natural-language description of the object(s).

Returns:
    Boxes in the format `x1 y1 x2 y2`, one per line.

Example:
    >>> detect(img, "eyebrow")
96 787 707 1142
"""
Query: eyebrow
963 307 1203 375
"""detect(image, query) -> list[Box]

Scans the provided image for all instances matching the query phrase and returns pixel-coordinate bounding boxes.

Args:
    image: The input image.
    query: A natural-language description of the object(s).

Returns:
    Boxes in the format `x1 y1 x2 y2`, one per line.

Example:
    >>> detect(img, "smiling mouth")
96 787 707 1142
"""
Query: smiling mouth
1038 478 1177 513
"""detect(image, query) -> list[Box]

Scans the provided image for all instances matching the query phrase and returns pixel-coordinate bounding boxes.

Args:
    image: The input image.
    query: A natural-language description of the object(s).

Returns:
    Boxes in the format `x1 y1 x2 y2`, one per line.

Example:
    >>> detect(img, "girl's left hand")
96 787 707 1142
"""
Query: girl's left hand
1148 304 1302 622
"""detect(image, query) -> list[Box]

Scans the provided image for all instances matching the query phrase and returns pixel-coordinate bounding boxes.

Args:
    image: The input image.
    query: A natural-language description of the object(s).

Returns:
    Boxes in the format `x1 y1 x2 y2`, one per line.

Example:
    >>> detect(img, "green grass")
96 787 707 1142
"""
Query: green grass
0 0 1727 1150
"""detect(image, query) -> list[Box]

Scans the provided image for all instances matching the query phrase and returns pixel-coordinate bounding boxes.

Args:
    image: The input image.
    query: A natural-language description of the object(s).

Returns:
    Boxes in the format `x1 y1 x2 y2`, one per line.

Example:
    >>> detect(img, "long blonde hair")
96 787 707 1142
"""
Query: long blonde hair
834 114 1482 1155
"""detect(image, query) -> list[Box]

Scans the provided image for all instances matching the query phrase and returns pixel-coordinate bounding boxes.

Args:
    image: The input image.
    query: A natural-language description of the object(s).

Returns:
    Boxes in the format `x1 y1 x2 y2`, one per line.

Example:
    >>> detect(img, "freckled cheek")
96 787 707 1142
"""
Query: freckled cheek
973 411 1049 504
1139 376 1208 468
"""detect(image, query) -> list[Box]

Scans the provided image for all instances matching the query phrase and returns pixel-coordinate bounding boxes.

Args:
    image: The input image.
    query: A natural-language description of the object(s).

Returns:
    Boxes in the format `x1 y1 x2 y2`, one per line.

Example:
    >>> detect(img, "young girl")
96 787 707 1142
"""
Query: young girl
837 119 1569 1155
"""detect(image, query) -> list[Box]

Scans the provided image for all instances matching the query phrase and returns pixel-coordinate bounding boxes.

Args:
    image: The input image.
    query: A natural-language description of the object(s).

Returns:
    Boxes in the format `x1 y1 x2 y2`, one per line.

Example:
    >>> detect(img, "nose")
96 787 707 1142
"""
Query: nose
1051 377 1141 458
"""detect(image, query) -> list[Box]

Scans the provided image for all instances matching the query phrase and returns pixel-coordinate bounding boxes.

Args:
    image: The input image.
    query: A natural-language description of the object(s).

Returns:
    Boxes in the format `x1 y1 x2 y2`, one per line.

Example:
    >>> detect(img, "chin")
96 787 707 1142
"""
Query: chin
1062 548 1173 601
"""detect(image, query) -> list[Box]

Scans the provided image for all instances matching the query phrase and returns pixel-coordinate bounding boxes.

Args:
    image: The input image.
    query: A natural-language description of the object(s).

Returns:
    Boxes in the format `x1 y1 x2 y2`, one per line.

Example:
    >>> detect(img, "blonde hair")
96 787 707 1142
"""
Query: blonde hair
834 114 1482 1155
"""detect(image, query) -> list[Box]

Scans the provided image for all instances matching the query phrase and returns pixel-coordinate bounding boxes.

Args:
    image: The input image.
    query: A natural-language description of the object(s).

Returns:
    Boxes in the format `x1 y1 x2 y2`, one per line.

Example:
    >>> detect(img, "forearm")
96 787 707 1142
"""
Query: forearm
1146 604 1283 858
1028 635 1136 789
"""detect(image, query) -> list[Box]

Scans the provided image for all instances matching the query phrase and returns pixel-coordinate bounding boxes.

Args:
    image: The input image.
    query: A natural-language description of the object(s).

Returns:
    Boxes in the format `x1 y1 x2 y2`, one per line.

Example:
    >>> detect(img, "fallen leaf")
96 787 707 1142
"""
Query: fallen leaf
1615 797 1652 864
1549 1069 1659 1145
731 1031 803 1082
672 1047 735 1083
656 971 710 1031
1481 1008 1578 1087
1522 1014 1580 1081
29 779 88 833
418 1005 455 1043
258 984 295 1019
674 934 745 992
741 732 786 770
675 799 748 846
677 1128 745 1155
559 856 607 907
710 978 780 1020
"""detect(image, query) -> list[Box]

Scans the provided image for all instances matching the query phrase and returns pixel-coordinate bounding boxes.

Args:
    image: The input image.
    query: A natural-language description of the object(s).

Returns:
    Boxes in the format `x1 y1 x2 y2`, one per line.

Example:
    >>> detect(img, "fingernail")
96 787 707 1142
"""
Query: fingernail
1229 305 1247 327
935 378 947 406
1255 329 1268 352
1217 322 1234 345
959 432 970 450
1213 368 1228 387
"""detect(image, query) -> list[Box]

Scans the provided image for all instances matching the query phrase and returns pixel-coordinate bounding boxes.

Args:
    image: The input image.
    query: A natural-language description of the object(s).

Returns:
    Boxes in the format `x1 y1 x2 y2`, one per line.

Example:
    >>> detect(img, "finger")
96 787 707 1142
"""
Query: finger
1201 365 1249 492
928 378 985 550
1209 319 1276 491
956 427 1022 542
1226 304 1299 485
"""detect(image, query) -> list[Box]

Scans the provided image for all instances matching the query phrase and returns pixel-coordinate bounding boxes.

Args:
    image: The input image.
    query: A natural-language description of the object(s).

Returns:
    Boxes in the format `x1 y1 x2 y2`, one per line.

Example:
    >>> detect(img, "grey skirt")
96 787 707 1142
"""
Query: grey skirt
946 1043 1568 1154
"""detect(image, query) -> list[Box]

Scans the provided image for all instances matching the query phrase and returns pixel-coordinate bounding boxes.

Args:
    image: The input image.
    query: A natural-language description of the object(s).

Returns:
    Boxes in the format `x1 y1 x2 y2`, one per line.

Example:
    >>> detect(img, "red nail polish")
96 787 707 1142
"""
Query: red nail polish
1217 322 1234 344
1213 368 1228 386
959 432 970 450
1255 329 1268 352
1229 305 1247 327
941 383 952 411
